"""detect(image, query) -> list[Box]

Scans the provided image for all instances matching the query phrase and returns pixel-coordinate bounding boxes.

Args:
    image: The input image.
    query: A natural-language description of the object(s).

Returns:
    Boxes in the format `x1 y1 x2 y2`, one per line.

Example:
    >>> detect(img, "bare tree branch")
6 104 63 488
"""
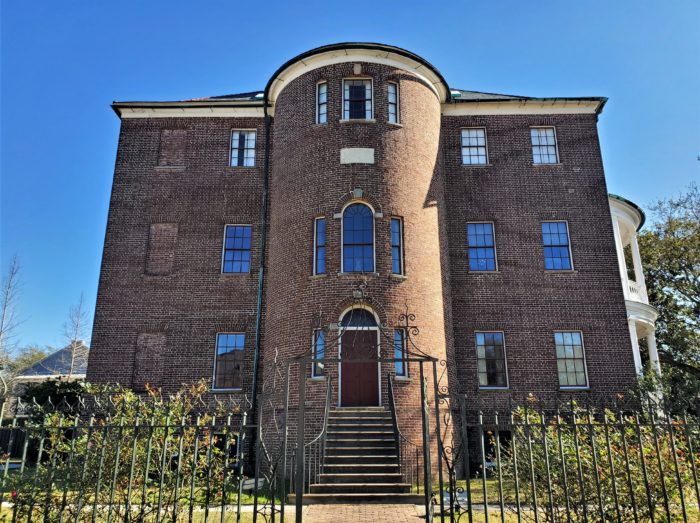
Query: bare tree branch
63 292 91 379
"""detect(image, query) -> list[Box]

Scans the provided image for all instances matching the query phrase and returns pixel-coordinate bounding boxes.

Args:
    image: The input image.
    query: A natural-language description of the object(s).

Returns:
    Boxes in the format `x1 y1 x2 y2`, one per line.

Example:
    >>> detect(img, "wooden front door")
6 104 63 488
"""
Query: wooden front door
340 330 379 406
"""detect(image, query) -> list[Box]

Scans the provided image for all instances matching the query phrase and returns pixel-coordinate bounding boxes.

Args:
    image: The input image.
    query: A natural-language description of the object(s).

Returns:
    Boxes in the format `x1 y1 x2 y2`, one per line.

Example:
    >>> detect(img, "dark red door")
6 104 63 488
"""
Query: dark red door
340 330 379 406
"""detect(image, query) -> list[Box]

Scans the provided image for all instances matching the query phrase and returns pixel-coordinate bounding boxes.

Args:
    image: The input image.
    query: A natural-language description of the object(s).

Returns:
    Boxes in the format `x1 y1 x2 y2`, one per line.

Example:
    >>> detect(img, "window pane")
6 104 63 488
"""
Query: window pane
542 222 571 270
394 329 407 376
476 332 507 387
222 225 252 273
343 204 374 272
461 128 488 165
314 218 326 275
554 331 587 387
312 330 325 377
231 130 256 166
531 127 558 164
344 80 372 120
214 333 245 389
467 223 496 271
391 218 403 274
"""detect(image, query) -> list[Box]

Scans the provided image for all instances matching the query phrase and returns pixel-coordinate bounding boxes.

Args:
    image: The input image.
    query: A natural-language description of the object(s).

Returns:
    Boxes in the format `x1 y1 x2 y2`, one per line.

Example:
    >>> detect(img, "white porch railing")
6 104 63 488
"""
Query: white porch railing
628 280 649 304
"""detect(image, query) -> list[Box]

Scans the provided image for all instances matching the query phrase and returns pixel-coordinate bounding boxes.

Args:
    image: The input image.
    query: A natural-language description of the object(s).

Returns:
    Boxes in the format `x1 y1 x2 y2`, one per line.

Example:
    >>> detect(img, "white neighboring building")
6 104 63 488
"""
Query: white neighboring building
609 194 661 375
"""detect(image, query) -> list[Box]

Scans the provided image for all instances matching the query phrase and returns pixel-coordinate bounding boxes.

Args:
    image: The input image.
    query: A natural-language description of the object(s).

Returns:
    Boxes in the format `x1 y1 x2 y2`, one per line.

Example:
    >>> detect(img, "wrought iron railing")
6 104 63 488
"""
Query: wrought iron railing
388 373 422 494
289 375 333 495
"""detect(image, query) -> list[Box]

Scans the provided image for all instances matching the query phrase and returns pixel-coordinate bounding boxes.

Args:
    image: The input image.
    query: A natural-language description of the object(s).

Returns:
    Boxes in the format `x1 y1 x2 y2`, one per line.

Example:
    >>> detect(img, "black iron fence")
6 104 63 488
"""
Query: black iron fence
437 399 700 522
1 388 699 522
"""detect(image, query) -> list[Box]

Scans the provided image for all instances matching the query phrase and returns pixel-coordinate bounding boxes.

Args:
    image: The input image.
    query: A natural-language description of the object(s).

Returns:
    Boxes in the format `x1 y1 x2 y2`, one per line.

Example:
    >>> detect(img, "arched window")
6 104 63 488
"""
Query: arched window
343 203 374 272
340 308 377 328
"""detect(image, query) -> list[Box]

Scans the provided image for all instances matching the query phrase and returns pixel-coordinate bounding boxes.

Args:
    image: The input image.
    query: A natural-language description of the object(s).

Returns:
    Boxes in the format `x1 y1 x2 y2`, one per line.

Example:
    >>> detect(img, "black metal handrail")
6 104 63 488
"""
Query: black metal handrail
290 375 333 494
388 373 422 494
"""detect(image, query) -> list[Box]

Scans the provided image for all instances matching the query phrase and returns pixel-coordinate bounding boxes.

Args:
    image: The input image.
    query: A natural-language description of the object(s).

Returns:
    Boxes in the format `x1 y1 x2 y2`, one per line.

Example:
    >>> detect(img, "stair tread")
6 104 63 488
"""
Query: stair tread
310 482 412 487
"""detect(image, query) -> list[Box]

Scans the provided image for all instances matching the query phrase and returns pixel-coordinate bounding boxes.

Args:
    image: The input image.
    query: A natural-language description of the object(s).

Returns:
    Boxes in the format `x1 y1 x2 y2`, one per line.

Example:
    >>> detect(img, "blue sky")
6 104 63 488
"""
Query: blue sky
1 0 698 350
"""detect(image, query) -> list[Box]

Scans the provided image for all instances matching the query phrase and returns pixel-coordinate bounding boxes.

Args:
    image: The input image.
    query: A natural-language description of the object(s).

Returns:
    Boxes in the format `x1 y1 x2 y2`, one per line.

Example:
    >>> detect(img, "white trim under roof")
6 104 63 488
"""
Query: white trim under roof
442 99 603 116
118 106 265 118
267 48 448 104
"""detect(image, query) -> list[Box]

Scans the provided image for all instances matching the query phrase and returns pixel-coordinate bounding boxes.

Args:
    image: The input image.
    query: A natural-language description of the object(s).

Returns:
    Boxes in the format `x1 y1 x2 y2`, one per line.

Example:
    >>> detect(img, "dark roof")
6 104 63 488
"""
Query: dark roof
609 193 646 231
16 342 89 378
449 89 530 101
186 91 264 102
265 42 451 102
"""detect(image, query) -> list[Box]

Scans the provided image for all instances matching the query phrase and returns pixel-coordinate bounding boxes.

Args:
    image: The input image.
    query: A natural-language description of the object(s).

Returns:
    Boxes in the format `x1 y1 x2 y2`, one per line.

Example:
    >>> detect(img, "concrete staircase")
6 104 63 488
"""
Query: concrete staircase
299 406 422 504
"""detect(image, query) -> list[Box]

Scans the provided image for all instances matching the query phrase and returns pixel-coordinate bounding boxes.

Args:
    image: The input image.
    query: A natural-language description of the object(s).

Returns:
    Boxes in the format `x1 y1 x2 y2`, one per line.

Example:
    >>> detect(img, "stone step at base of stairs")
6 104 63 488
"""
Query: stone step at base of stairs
288 492 424 505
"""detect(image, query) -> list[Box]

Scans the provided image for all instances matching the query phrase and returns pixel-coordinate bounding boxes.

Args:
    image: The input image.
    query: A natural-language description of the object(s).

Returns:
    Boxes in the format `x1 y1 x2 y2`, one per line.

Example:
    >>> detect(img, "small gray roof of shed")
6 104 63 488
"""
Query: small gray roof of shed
16 342 88 378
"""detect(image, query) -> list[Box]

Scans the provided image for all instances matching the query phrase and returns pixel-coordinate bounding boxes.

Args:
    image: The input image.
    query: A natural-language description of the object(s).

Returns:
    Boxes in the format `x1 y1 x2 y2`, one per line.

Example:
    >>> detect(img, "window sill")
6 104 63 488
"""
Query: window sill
340 118 376 124
211 388 243 394
389 273 407 280
337 272 379 277
308 376 326 382
478 387 510 391
309 273 328 280
461 163 492 168
394 376 411 383
532 163 563 167
468 270 500 274
224 166 257 171
220 272 252 276
560 386 590 391
544 269 577 274
387 122 403 128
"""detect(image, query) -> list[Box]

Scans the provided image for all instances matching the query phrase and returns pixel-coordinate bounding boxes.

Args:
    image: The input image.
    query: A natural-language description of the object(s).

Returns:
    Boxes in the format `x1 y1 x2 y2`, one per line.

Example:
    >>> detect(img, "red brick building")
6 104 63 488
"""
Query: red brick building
88 42 648 415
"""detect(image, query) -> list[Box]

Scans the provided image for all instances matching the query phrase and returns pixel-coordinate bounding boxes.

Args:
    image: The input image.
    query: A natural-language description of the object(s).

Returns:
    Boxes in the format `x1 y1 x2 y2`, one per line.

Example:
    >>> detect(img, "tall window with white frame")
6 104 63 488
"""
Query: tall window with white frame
316 82 327 124
312 329 325 377
391 217 404 275
213 333 245 390
531 127 559 164
467 222 497 271
541 221 572 270
555 332 588 388
313 217 326 275
476 332 508 388
342 203 374 273
230 130 256 167
343 79 372 120
461 128 488 165
222 225 252 273
394 329 407 377
388 82 399 124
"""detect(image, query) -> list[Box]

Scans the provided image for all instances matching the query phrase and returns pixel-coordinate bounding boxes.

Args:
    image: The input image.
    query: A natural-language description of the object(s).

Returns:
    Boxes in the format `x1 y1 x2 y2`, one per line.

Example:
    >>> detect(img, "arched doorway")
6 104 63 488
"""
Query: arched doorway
338 307 380 406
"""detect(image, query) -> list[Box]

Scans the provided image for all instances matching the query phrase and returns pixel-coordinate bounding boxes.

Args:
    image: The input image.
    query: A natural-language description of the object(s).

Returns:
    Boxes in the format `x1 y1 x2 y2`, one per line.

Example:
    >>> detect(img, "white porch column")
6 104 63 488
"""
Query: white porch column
612 217 630 299
628 319 643 375
646 333 662 375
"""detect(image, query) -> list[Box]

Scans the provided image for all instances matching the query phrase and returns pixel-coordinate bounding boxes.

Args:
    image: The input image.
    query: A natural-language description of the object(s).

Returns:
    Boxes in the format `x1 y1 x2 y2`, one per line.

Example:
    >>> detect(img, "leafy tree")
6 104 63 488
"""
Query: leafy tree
638 183 700 412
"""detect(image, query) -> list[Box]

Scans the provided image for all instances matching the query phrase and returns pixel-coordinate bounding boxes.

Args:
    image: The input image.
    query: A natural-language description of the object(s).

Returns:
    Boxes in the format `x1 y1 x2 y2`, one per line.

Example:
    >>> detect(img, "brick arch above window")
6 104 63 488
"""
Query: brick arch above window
330 297 389 330
332 189 383 217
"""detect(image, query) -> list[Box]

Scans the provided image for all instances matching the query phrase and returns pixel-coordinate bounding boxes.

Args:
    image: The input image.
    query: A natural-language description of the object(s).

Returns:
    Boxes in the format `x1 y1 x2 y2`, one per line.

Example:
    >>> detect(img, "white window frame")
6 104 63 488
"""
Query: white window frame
461 127 489 165
554 331 589 389
475 330 509 390
316 81 327 124
229 129 257 167
466 221 498 272
339 201 377 274
211 332 245 392
541 220 574 271
221 224 252 274
388 81 399 124
342 78 374 120
530 126 560 165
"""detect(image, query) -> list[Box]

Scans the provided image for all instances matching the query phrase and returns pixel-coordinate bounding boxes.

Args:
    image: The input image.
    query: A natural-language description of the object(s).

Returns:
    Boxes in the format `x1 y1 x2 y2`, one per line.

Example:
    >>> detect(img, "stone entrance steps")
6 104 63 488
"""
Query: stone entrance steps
293 406 422 505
